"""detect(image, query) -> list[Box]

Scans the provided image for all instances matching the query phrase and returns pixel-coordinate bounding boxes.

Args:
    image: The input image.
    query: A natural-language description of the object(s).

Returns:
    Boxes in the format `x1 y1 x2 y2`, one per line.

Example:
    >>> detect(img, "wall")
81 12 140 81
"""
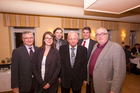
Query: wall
0 13 11 60
119 22 131 46
87 20 101 40
36 16 61 47
0 13 140 60
136 31 140 44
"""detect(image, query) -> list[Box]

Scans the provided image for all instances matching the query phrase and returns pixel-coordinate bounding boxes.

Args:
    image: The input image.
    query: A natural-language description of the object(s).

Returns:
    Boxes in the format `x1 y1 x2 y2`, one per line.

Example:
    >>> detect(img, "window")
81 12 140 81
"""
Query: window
130 31 136 46
107 30 112 41
11 27 36 50
63 28 81 40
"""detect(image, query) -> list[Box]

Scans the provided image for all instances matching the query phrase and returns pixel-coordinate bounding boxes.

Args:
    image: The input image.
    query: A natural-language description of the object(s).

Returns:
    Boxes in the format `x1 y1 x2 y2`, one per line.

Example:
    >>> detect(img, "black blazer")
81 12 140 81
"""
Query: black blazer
78 39 96 60
11 45 38 92
124 49 134 64
131 47 140 55
59 45 88 90
32 47 61 93
61 39 68 45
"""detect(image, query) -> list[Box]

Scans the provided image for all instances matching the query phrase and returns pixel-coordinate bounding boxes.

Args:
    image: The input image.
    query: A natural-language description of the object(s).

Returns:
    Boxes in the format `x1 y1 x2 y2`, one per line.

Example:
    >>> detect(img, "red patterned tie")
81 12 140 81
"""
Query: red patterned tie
83 41 86 47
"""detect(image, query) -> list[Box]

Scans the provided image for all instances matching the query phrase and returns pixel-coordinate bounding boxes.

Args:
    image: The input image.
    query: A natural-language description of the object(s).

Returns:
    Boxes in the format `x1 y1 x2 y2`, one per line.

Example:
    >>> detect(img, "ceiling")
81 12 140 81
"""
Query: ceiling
1 0 140 23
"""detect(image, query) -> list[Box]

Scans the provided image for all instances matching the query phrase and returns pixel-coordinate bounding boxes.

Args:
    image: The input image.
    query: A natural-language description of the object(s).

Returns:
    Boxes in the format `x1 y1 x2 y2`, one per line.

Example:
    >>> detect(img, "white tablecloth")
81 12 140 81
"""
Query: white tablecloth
0 69 12 92
130 58 140 69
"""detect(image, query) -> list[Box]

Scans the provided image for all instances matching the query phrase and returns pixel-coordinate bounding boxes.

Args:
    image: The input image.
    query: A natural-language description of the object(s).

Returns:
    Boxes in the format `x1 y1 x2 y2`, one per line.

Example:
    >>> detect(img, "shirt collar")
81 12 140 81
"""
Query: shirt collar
25 45 34 49
97 40 108 48
83 38 90 42
69 45 77 49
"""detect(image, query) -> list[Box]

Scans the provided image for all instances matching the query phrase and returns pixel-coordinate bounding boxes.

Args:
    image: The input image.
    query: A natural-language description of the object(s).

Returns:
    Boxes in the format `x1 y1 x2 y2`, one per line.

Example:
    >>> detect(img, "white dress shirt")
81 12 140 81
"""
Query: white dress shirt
25 45 35 54
81 38 90 49
69 45 77 64
41 56 46 80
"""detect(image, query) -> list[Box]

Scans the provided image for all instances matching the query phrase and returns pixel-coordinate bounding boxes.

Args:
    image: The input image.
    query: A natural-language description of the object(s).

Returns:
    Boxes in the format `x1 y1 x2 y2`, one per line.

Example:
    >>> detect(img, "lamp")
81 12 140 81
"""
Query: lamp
121 31 126 44
121 31 126 38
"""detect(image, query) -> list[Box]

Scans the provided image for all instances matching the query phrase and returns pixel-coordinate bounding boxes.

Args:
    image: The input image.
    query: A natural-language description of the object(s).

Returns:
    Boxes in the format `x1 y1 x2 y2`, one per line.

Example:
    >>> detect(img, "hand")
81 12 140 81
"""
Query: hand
58 78 61 83
133 55 137 57
110 91 114 93
12 87 19 93
83 81 87 86
43 83 50 89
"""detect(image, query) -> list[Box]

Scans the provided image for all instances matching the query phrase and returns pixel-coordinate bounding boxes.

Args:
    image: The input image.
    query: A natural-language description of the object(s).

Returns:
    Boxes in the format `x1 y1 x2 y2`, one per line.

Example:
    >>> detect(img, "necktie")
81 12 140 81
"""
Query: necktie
71 48 75 68
29 47 33 60
83 41 86 47
56 40 60 50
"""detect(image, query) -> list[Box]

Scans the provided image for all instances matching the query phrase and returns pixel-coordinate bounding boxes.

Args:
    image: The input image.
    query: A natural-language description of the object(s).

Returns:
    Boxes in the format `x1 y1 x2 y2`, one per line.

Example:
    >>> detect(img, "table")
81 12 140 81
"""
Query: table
0 62 11 69
130 58 140 69
0 69 12 92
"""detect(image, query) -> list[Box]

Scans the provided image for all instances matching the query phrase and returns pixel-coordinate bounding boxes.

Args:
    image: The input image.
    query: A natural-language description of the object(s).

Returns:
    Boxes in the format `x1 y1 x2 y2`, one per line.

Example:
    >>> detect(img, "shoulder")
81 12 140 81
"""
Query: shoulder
60 44 68 48
131 47 136 50
51 47 59 52
109 41 122 49
62 39 68 44
79 39 83 41
12 46 24 52
90 39 96 43
78 39 83 43
34 46 38 50
78 45 87 50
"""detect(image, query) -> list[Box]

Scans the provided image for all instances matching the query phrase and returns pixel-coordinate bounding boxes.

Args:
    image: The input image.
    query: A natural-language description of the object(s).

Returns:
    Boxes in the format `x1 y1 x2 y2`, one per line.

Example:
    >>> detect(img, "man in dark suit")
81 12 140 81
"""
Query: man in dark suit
78 27 96 93
59 31 88 93
78 27 96 60
124 45 134 64
11 31 38 93
131 43 140 55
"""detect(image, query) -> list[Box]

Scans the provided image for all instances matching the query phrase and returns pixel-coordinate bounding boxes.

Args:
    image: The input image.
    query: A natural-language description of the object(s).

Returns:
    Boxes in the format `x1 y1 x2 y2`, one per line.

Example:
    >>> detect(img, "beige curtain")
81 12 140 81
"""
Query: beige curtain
3 13 40 27
102 21 119 30
62 18 87 29
130 23 140 31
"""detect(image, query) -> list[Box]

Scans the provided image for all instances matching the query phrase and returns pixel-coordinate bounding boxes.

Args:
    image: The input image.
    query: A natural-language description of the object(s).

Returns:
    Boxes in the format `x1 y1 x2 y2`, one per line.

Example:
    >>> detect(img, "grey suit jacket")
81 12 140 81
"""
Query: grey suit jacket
11 45 38 92
78 39 96 60
87 41 126 93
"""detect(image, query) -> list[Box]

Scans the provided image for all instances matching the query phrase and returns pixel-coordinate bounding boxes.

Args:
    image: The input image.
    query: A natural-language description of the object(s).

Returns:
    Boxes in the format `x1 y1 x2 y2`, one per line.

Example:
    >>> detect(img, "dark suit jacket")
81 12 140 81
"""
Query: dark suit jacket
59 45 88 90
124 49 134 60
78 39 96 60
131 47 140 55
124 49 134 64
11 45 38 92
32 47 61 93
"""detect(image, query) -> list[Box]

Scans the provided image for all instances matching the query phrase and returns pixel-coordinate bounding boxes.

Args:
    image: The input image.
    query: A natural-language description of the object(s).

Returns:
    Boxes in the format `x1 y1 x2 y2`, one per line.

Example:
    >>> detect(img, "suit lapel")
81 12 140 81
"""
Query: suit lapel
73 45 79 68
88 39 92 53
79 39 83 45
66 45 72 69
21 45 31 61
94 41 112 71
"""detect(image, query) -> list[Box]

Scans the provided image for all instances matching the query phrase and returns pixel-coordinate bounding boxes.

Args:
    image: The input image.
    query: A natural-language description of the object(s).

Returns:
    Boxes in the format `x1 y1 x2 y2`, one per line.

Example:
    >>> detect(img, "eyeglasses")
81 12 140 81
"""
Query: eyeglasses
23 37 34 40
95 33 107 37
45 37 53 40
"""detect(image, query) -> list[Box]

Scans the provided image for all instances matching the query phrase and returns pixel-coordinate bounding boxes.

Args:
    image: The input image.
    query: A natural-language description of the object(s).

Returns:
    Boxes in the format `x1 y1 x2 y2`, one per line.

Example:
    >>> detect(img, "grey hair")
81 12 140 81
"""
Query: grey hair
68 31 79 39
22 31 34 38
95 27 108 33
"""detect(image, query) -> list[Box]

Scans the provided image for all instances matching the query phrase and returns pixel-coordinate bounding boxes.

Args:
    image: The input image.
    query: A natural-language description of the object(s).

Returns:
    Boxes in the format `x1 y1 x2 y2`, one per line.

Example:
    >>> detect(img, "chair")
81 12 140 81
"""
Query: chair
126 60 131 74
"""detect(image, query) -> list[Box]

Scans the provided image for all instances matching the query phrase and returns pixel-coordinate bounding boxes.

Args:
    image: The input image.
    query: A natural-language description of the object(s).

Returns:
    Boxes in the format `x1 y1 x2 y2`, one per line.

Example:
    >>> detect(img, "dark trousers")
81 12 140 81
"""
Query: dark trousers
86 75 95 93
20 78 35 93
86 83 91 93
61 85 81 93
